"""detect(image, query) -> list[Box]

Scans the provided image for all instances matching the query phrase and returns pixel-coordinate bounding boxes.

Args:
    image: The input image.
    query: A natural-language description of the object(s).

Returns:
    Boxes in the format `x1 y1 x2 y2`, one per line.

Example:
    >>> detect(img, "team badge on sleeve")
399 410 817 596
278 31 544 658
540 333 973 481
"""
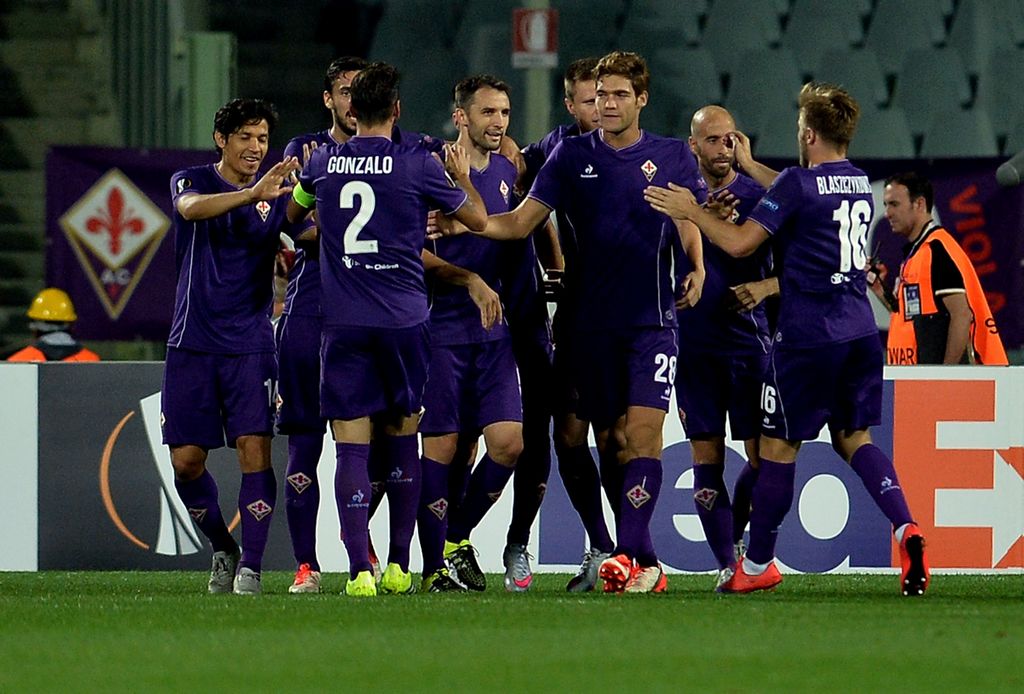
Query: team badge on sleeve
641 159 658 182
255 200 271 222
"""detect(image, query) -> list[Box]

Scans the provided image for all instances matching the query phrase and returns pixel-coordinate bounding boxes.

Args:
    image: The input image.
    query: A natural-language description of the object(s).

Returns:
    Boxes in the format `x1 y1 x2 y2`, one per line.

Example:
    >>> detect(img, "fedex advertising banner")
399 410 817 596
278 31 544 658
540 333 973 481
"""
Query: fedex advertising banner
46 148 1024 348
1 363 1019 573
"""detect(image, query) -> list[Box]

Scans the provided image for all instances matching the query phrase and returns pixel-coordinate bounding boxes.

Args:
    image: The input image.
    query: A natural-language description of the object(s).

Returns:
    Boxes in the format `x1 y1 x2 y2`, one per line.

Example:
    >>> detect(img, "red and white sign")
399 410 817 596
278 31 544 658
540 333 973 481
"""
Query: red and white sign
512 8 558 68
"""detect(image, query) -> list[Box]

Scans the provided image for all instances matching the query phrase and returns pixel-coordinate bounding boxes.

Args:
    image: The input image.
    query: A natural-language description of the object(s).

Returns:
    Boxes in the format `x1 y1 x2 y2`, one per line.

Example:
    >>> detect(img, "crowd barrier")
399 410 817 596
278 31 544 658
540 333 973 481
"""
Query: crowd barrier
1 363 1020 574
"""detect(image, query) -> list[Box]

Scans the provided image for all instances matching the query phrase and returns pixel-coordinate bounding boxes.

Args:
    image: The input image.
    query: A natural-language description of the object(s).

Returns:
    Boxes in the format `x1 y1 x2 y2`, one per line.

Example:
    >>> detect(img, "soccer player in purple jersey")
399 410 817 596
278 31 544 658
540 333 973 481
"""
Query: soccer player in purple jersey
288 63 487 597
675 105 773 590
277 55 368 595
416 75 524 593
646 83 930 597
449 52 707 593
521 57 624 592
163 98 300 595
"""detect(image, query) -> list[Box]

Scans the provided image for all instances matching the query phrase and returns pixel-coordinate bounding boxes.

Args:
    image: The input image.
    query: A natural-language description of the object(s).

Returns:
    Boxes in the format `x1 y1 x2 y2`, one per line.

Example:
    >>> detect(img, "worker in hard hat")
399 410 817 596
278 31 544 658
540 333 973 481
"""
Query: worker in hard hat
6 288 100 362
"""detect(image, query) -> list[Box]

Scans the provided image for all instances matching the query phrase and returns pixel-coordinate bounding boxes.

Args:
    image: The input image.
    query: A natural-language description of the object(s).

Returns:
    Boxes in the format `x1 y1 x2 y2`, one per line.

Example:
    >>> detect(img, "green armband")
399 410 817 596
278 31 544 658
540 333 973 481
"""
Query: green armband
292 181 315 208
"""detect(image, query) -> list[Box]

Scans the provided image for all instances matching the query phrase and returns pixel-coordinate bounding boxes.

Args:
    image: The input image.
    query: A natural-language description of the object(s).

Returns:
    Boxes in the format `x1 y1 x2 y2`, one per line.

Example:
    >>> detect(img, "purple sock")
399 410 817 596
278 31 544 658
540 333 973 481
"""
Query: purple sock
555 442 614 552
238 468 276 573
448 456 472 509
598 444 623 522
174 469 237 554
380 435 421 571
693 462 735 569
335 442 372 578
418 457 450 575
284 432 323 569
732 461 759 545
746 459 795 565
850 444 914 530
447 454 514 543
617 457 663 566
368 438 388 521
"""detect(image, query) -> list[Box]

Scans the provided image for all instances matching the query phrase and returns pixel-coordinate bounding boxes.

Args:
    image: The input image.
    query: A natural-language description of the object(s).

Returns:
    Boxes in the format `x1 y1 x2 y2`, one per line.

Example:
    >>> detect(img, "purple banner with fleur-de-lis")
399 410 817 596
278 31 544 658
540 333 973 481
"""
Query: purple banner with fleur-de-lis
45 147 213 340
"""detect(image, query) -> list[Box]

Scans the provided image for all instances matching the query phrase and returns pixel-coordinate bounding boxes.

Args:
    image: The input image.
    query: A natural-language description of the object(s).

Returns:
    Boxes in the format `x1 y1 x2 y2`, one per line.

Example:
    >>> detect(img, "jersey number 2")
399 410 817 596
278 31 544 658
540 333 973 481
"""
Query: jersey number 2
340 181 378 254
832 199 870 272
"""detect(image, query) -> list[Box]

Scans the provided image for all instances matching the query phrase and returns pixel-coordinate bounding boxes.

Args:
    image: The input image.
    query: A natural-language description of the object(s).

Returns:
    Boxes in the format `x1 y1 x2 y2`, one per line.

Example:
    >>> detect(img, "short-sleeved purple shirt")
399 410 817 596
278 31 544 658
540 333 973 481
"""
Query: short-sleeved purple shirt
746 159 877 347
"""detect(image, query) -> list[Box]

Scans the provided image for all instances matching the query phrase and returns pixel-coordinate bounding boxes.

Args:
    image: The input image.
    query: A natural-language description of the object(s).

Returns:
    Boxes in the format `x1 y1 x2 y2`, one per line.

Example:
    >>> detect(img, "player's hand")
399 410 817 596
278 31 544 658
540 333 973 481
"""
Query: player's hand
676 269 704 310
728 280 771 311
644 182 698 220
467 274 503 330
730 130 754 170
444 142 472 181
252 157 300 200
707 190 739 220
425 209 466 240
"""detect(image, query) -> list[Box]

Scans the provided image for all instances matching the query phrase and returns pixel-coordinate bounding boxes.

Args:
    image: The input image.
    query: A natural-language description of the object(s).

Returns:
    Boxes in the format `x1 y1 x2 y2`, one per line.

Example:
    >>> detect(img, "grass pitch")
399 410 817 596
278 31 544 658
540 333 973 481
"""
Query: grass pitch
0 572 1021 692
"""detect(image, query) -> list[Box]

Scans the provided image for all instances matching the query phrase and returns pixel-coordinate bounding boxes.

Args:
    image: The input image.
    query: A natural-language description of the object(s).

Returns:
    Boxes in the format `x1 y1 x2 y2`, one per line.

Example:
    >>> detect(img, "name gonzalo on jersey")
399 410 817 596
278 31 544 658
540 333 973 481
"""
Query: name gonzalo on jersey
327 155 393 175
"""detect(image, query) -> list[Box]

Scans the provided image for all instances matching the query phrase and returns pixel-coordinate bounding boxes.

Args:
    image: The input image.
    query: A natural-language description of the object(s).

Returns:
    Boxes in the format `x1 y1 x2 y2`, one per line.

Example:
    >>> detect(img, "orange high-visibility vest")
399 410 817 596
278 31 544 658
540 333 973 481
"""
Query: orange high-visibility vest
887 225 1007 365
6 345 101 362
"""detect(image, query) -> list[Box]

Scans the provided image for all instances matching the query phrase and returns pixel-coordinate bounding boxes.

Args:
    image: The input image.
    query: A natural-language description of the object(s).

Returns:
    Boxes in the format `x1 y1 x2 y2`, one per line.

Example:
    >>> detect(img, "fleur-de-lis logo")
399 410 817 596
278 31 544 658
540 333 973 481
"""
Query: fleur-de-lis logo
85 187 145 256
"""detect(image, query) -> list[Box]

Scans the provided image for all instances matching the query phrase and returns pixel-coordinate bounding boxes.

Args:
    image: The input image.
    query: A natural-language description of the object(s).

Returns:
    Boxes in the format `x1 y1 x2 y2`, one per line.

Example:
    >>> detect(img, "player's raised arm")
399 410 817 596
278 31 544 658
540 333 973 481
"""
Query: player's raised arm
731 130 780 189
645 182 768 258
177 157 299 222
443 142 488 231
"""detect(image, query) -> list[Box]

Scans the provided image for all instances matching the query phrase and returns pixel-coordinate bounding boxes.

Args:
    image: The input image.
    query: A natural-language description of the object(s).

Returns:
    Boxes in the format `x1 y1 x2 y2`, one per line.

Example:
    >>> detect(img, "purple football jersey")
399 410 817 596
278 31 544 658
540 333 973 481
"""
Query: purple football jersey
282 127 442 319
746 159 877 347
427 153 517 345
678 172 772 355
297 135 468 328
528 130 707 331
167 164 288 354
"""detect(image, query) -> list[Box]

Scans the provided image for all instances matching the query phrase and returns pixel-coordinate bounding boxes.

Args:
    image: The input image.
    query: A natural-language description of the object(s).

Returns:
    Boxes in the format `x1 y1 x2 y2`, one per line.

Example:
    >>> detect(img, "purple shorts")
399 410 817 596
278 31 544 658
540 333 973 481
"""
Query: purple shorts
420 338 523 435
275 313 325 434
320 322 430 421
161 347 276 449
762 334 883 442
571 327 678 430
675 349 768 440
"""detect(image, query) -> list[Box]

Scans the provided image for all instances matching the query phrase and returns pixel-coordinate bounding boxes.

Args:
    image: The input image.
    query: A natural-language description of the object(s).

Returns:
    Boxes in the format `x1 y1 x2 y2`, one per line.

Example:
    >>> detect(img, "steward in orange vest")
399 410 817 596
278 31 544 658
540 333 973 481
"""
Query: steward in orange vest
5 288 100 363
878 173 1006 366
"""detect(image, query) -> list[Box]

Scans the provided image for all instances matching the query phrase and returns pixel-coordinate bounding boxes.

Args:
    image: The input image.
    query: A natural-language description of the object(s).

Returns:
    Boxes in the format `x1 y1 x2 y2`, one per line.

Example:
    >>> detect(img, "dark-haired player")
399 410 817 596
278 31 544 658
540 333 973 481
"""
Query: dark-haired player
288 63 487 597
449 52 707 594
164 98 300 595
646 82 930 597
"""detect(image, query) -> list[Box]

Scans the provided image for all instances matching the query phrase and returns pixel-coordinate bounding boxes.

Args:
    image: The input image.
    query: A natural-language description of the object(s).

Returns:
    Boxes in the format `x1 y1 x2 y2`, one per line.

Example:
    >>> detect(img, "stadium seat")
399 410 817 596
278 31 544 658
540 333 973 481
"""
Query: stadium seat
976 49 1024 138
848 106 915 159
752 103 800 159
724 48 803 136
890 48 972 137
919 107 999 158
948 0 1019 76
651 47 722 106
618 2 702 49
554 0 626 60
864 0 946 74
1004 116 1024 156
782 1 864 75
814 48 888 108
701 0 781 76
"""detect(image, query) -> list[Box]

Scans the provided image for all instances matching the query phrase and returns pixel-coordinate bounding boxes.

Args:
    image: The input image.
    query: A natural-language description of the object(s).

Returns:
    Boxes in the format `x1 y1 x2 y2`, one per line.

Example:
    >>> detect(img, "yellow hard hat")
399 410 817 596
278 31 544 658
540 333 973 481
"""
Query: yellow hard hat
26 288 77 322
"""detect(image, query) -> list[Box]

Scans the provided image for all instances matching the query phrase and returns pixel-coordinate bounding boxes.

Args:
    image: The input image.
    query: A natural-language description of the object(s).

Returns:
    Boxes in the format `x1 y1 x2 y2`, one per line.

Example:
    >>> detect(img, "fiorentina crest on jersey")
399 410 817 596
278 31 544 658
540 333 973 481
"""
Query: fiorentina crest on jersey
641 159 658 182
499 179 510 203
59 168 169 320
255 200 271 221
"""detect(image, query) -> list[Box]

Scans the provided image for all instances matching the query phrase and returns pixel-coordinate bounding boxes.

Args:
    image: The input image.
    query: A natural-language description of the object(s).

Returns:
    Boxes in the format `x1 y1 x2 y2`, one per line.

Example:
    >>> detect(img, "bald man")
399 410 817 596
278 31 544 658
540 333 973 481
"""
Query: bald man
676 106 774 590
